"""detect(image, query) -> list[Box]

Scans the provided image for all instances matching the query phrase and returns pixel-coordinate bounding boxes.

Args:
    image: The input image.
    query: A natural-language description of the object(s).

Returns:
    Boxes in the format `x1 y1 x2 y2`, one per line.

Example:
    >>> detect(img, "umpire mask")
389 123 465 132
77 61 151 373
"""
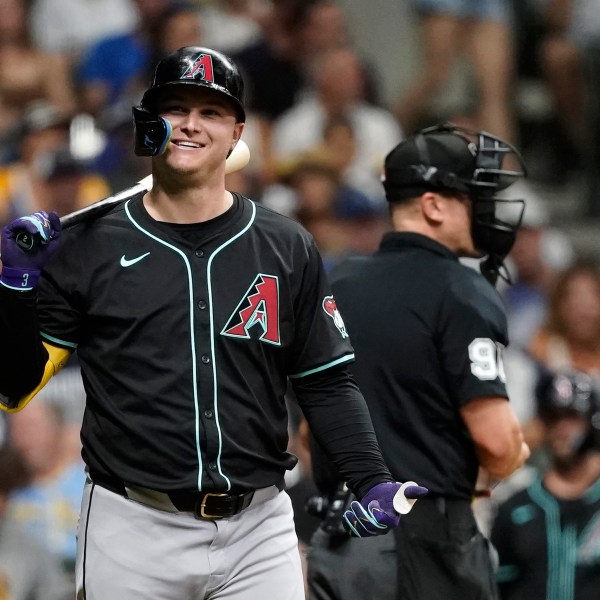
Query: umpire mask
382 123 527 286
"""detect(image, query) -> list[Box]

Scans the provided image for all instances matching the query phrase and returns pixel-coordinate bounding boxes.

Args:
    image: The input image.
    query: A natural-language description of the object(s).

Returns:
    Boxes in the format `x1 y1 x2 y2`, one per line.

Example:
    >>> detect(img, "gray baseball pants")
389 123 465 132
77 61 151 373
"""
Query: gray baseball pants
75 479 305 599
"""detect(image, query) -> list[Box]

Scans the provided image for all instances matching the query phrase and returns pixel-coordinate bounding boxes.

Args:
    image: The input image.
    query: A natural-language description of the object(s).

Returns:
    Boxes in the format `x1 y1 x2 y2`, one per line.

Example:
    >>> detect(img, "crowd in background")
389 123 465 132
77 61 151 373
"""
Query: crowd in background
1 1 600 599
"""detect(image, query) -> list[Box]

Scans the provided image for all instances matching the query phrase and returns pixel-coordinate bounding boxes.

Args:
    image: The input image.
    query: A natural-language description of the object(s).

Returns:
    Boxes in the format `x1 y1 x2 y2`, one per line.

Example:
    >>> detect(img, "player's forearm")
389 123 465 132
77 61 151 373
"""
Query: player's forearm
0 286 48 400
292 366 394 498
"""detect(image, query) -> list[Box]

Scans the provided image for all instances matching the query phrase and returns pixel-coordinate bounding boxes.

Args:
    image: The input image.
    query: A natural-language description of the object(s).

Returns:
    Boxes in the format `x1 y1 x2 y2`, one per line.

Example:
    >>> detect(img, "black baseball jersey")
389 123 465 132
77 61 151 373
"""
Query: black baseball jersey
328 232 510 499
14 192 391 494
491 476 600 600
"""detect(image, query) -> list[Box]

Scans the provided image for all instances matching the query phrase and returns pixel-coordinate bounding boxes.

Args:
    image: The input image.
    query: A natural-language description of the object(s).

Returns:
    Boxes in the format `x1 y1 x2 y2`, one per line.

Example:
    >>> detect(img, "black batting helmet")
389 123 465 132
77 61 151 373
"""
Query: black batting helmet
382 122 527 285
536 370 600 453
133 46 246 156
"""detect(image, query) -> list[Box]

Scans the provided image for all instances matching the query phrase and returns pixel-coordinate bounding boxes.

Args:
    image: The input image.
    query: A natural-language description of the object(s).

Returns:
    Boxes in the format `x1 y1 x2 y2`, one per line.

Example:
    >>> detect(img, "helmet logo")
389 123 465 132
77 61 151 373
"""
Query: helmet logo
183 53 214 83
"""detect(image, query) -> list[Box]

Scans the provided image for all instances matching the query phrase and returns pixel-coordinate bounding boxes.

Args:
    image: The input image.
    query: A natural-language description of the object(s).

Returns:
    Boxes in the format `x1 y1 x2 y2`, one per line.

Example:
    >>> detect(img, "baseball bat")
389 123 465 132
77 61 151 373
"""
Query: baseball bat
393 481 421 514
15 140 251 251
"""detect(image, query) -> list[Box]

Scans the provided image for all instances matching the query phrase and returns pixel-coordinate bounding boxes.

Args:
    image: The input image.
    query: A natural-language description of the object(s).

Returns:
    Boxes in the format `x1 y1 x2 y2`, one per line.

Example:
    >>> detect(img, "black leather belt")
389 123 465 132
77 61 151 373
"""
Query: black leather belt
90 472 280 520
170 489 256 518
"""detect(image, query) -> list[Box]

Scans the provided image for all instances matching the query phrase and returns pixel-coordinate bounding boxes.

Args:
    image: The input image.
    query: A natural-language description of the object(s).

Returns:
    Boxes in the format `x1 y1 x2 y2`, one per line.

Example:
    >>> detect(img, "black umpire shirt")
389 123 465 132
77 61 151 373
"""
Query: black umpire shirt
328 232 510 500
0 193 392 497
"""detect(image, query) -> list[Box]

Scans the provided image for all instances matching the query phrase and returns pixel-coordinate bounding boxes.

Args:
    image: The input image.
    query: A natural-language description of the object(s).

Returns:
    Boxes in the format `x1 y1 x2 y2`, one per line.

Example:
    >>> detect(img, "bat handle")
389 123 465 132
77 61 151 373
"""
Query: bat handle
392 481 420 515
15 231 41 252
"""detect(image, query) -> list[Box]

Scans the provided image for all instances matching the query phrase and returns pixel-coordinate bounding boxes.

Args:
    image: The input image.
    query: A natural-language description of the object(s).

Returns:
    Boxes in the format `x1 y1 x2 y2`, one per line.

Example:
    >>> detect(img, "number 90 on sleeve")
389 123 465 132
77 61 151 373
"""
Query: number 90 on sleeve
468 338 506 382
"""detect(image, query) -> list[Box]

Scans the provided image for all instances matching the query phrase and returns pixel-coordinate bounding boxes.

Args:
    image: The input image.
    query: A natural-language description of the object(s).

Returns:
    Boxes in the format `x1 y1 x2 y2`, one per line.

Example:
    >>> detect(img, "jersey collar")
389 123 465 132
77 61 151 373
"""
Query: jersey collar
378 232 458 261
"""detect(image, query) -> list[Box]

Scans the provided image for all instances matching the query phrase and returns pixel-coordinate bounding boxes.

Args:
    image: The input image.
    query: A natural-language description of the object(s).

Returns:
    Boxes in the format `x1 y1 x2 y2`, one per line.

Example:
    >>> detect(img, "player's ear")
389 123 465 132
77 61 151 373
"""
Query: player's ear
420 191 444 225
232 122 245 146
227 124 245 158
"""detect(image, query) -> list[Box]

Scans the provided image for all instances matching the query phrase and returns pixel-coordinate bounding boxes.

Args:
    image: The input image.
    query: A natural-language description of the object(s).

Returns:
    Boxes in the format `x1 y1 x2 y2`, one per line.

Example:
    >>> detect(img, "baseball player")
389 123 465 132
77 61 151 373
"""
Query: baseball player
0 46 426 599
306 123 531 600
492 370 600 600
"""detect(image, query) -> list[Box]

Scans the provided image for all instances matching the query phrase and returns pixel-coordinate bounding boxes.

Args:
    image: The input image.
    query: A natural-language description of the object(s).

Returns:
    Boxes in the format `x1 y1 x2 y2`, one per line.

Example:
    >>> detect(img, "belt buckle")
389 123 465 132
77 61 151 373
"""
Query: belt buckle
198 492 228 519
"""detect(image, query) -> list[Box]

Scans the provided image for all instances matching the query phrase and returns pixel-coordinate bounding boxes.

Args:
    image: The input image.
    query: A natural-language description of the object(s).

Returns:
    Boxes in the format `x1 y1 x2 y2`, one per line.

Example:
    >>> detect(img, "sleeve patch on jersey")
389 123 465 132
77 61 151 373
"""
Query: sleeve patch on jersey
322 295 349 339
468 338 506 382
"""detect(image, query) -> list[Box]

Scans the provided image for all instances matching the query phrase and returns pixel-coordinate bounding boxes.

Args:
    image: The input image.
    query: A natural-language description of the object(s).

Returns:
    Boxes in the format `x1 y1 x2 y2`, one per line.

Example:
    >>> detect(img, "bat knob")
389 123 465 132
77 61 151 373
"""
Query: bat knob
15 231 37 252
393 481 420 514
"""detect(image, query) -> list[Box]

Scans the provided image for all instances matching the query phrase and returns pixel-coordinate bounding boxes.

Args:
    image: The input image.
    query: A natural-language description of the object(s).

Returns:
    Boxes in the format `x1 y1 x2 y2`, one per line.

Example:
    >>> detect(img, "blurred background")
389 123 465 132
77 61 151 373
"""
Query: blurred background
1 1 600 599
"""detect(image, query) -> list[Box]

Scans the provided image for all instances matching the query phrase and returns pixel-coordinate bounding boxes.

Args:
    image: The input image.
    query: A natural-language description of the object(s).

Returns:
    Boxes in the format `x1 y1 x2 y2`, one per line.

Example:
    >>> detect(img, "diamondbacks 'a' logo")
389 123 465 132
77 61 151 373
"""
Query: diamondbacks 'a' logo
322 295 348 338
222 275 280 345
183 53 214 82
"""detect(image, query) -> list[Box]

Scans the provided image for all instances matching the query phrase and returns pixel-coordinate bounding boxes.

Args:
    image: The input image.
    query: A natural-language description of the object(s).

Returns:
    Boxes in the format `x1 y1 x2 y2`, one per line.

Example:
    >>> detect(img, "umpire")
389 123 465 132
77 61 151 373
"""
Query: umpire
307 123 531 600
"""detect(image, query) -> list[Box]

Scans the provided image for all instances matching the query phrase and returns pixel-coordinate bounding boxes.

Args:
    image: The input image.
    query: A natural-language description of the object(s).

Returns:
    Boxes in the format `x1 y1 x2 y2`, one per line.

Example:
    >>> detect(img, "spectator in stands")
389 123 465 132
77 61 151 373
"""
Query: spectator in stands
233 0 370 189
271 45 402 204
33 146 109 216
288 0 354 75
529 260 600 376
502 180 575 350
0 441 73 600
536 0 600 213
538 0 600 155
77 0 199 117
394 0 516 144
0 101 71 223
30 364 86 467
263 117 388 270
6 397 86 574
199 0 268 55
0 102 109 227
29 0 138 63
154 0 203 58
233 0 353 123
0 0 76 144
492 181 574 470
273 155 356 270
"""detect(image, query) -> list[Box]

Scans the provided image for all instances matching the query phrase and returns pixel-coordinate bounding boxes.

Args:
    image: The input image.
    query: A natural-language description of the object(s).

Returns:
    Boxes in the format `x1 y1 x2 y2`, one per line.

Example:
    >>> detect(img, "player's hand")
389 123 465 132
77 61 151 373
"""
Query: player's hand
0 211 61 290
343 481 428 538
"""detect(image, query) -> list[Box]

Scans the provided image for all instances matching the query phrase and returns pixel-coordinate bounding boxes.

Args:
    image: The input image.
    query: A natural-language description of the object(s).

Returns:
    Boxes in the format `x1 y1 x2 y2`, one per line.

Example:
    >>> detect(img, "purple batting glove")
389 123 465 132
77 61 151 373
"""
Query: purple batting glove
343 481 428 538
0 211 61 290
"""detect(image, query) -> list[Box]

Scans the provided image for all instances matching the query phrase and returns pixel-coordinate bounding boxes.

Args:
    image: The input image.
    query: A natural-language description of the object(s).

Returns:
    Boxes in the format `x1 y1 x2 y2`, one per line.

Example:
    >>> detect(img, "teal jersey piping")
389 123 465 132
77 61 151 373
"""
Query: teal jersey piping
124 200 204 490
40 331 78 349
289 353 355 379
206 199 257 491
528 479 574 600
